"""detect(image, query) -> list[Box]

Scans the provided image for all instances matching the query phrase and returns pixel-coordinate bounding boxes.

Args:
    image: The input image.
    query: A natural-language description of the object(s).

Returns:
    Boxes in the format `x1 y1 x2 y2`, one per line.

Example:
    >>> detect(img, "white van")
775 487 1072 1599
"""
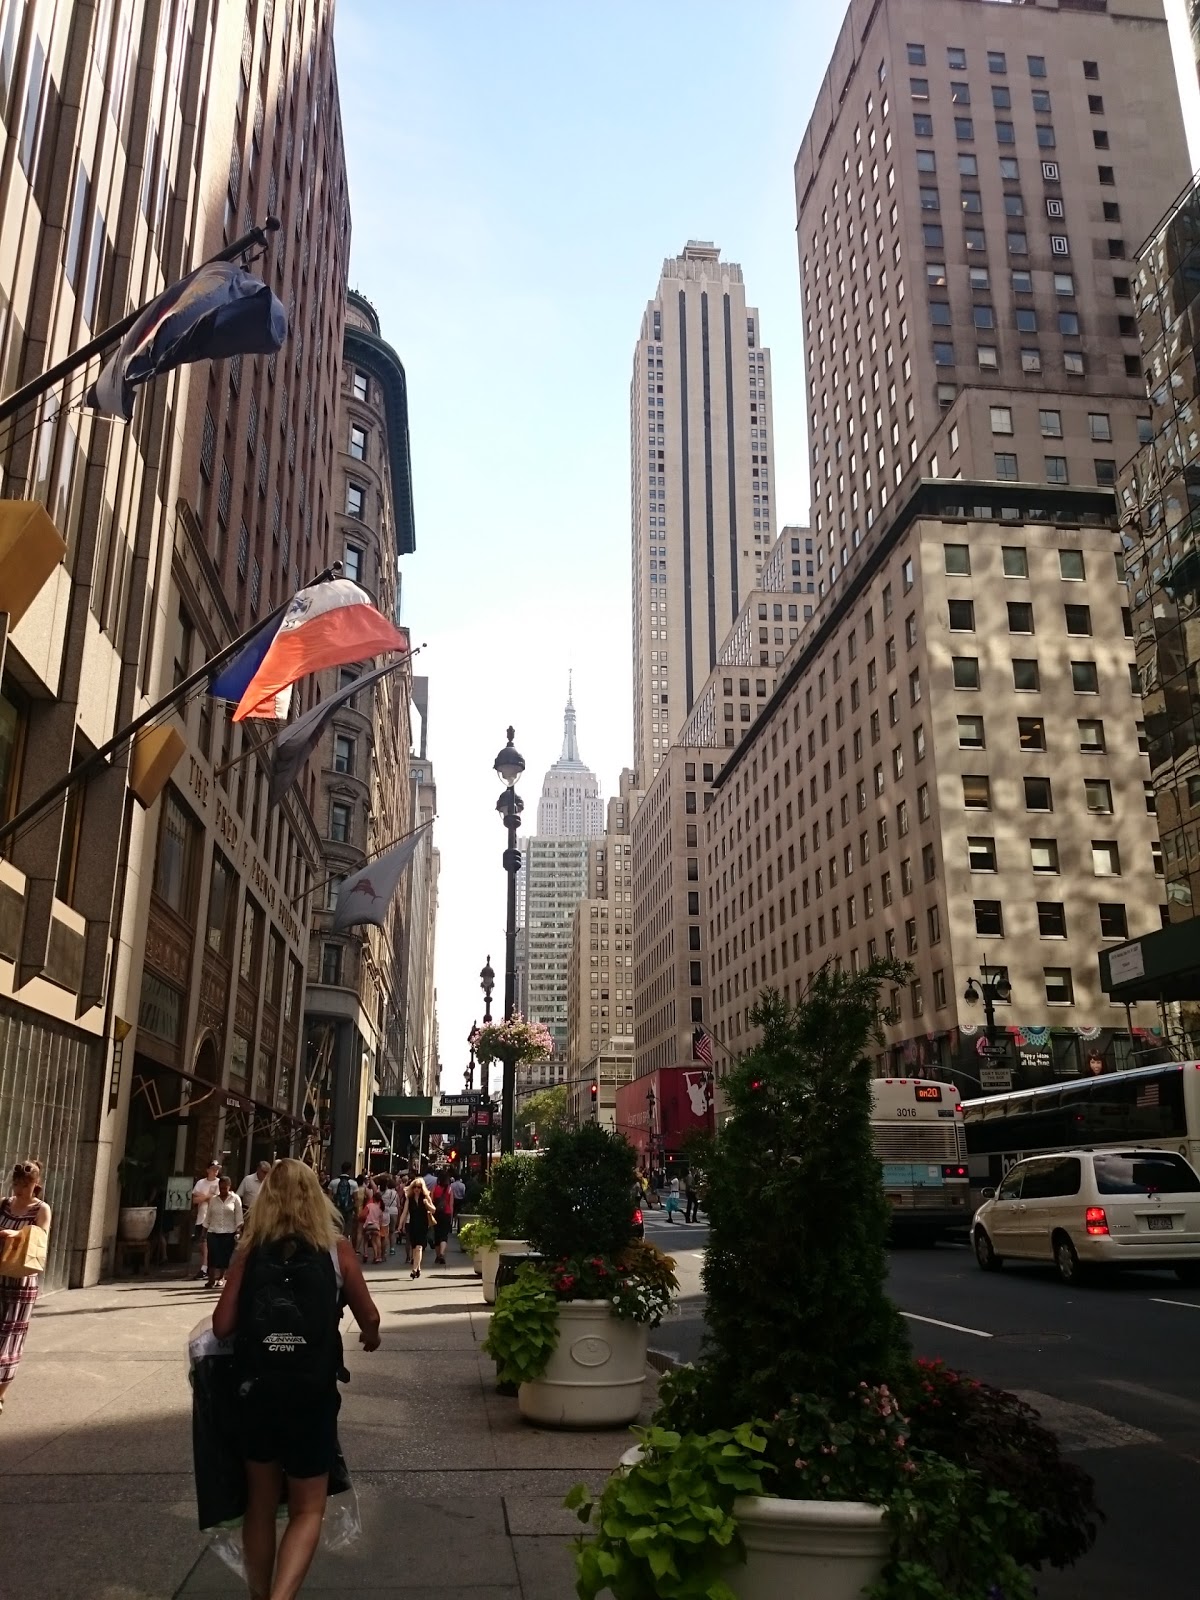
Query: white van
972 1148 1200 1285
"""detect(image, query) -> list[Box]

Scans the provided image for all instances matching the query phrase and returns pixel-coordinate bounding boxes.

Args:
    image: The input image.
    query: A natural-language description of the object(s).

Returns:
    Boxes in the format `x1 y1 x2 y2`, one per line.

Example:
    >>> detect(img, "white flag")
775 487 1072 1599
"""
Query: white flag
331 825 431 933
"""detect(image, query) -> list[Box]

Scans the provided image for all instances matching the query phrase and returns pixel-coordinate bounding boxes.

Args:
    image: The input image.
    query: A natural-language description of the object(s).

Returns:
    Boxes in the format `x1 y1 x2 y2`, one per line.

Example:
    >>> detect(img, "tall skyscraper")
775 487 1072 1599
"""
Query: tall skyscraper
536 690 605 837
632 242 776 780
796 0 1186 606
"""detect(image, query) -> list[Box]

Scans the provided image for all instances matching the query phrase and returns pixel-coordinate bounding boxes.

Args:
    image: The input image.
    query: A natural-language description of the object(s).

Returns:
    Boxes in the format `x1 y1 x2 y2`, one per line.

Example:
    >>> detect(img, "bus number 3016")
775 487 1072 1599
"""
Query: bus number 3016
895 1107 918 1118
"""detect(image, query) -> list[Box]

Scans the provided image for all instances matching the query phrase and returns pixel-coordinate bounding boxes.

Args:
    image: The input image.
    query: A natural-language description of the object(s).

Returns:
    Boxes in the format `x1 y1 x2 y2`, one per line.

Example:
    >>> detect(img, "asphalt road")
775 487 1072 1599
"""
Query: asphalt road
643 1214 1200 1599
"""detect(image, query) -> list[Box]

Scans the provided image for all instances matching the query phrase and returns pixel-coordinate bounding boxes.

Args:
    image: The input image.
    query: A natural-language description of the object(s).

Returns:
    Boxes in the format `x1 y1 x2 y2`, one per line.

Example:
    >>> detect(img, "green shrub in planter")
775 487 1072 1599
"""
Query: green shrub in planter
458 1218 498 1257
522 1121 638 1261
478 1154 534 1239
482 1262 560 1386
569 962 1098 1599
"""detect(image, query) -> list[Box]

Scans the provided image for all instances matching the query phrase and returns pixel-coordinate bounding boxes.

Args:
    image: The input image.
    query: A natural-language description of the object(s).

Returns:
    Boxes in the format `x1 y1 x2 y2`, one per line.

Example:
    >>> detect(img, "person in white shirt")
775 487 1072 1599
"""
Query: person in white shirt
450 1173 467 1233
191 1161 220 1280
237 1160 271 1214
203 1176 243 1289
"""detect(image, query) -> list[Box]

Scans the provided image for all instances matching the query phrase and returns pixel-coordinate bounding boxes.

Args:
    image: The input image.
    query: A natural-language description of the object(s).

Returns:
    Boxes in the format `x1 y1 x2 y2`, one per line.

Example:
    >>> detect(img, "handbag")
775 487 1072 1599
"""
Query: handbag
0 1223 49 1278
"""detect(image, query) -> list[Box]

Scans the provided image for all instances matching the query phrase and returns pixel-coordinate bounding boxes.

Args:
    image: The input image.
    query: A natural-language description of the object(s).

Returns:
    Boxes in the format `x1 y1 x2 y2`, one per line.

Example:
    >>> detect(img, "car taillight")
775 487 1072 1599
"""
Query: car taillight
941 1164 968 1179
633 1209 643 1226
1085 1206 1109 1236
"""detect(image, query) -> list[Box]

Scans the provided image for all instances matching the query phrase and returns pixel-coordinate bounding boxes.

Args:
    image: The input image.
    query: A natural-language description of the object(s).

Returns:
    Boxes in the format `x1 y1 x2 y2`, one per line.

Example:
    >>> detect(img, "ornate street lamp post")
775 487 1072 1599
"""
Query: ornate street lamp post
493 729 525 1154
963 961 1013 1070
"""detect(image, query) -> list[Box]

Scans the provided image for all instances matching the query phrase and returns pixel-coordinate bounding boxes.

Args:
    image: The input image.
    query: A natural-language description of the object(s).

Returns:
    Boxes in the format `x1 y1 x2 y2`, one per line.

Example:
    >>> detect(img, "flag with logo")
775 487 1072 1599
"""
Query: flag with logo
87 261 286 422
331 824 432 933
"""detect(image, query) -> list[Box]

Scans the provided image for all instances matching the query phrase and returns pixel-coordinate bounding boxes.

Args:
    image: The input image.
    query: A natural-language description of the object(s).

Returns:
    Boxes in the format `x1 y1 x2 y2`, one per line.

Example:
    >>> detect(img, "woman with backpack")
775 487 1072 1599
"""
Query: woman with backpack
430 1171 455 1265
397 1175 435 1279
212 1159 380 1600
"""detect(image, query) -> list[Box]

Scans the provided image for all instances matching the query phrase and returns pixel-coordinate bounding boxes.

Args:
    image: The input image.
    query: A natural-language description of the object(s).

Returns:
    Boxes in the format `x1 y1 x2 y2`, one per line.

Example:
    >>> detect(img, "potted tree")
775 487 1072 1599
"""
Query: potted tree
116 1133 161 1242
475 1154 534 1304
484 1122 677 1429
567 963 1099 1598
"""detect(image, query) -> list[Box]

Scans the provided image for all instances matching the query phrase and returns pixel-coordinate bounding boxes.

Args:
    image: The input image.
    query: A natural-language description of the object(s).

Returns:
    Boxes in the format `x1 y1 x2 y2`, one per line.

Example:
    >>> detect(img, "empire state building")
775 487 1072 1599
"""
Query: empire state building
535 692 605 839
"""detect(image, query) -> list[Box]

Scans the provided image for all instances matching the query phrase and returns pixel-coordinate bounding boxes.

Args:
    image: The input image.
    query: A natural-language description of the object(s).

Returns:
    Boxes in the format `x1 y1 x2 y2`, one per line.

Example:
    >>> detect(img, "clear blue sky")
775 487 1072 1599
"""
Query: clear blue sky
333 0 1200 1088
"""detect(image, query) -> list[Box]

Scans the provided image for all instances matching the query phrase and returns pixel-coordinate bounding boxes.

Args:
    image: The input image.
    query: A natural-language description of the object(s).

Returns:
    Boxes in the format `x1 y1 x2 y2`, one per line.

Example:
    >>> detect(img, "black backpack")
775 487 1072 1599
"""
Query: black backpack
333 1175 353 1216
235 1235 341 1394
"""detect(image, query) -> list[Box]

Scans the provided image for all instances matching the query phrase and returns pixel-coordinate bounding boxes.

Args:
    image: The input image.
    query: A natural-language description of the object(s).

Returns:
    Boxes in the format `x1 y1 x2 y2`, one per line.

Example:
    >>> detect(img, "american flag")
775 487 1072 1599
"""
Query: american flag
693 1027 715 1066
1136 1082 1160 1108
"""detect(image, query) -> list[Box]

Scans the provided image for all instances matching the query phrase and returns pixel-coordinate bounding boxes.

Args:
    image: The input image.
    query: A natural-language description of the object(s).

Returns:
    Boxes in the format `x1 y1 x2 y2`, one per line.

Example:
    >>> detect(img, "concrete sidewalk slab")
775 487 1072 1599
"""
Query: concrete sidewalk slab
0 1248 649 1599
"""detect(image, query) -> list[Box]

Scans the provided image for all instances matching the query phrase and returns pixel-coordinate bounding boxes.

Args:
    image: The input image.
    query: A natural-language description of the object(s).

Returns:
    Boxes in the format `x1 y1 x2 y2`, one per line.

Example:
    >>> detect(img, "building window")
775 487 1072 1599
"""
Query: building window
1098 903 1127 940
957 715 984 748
1018 717 1045 751
1031 838 1059 874
1012 658 1040 691
962 774 991 809
1064 604 1092 636
948 599 975 631
1024 776 1053 811
1078 719 1105 754
1037 903 1067 938
321 943 343 986
1002 546 1028 577
343 544 364 583
349 424 367 461
330 801 352 843
974 900 1004 936
1039 410 1063 437
1084 778 1113 814
944 543 970 575
333 734 355 775
990 406 1013 434
994 452 1018 480
1044 456 1068 484
952 656 980 689
205 848 236 957
1044 967 1074 1005
153 790 197 917
345 482 365 518
1071 661 1099 694
1091 840 1121 876
968 836 997 872
1007 602 1034 634
352 370 369 402
933 342 955 366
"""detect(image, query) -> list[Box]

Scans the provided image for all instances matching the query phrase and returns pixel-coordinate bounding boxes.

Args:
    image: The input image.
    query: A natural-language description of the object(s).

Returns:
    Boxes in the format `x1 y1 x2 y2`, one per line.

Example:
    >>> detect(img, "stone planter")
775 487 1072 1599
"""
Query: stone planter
727 1496 889 1600
481 1237 528 1304
118 1206 157 1243
615 1450 889 1600
518 1299 646 1429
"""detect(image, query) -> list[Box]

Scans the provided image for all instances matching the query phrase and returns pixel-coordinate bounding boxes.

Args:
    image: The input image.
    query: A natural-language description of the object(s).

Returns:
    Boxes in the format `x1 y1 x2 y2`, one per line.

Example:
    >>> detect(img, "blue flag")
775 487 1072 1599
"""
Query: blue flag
209 616 285 708
87 260 286 422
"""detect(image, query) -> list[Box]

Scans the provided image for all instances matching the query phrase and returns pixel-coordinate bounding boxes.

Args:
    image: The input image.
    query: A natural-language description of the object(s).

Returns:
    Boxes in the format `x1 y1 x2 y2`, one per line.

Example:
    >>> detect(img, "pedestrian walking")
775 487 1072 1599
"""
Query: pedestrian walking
212 1159 380 1600
237 1161 272 1215
381 1176 400 1256
204 1176 243 1290
450 1170 466 1233
431 1171 455 1264
664 1174 681 1222
361 1188 384 1265
685 1170 701 1224
192 1160 221 1280
0 1159 51 1415
398 1176 435 1279
328 1163 357 1240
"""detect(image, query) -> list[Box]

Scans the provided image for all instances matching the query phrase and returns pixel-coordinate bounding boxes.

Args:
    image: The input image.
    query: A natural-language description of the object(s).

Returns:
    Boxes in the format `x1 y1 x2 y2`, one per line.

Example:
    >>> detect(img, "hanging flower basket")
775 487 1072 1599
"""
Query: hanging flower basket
471 1014 553 1066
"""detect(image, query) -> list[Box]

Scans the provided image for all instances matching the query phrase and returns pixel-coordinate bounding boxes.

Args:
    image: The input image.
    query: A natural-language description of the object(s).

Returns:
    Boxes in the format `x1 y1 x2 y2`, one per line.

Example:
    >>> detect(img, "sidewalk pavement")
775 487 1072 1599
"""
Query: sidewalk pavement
0 1239 657 1600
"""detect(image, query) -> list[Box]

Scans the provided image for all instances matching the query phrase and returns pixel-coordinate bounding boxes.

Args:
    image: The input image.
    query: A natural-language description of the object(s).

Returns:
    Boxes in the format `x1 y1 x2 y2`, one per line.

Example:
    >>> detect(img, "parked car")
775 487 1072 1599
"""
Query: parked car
972 1147 1200 1285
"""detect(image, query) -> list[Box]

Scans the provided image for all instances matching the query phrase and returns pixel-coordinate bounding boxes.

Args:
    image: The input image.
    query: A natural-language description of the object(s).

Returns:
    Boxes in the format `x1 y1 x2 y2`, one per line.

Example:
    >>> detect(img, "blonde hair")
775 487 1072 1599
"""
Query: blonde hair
239 1158 340 1254
405 1176 436 1221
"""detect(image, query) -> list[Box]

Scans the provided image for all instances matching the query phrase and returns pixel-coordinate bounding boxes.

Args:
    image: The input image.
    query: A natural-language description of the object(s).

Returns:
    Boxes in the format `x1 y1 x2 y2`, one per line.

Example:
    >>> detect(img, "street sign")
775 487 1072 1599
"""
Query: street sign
979 1067 1013 1091
439 1092 478 1108
980 1042 1010 1060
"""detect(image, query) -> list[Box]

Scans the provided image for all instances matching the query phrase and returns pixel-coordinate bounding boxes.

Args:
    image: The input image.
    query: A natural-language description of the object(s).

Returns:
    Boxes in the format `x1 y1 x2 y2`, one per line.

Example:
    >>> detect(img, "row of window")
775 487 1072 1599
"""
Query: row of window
930 337 1089 376
904 44 1077 79
947 597 1118 637
957 713 1142 758
931 300 1083 337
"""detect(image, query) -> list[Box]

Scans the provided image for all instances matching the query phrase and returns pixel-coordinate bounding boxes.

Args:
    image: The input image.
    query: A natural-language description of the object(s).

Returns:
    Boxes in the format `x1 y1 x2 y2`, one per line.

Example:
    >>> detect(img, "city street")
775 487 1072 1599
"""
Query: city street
644 1215 1200 1599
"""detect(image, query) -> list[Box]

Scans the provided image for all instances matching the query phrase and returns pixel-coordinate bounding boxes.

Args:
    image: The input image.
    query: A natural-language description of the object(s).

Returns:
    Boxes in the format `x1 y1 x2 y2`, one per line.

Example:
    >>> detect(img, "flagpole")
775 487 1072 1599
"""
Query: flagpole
0 219 281 428
0 560 341 851
293 817 435 909
211 644 425 780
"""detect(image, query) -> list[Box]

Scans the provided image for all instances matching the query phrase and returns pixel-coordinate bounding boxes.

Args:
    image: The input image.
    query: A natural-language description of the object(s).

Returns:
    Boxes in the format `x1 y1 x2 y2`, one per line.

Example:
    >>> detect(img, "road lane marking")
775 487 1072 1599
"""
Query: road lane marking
1014 1391 1157 1450
900 1311 993 1339
1097 1378 1200 1423
1150 1297 1200 1311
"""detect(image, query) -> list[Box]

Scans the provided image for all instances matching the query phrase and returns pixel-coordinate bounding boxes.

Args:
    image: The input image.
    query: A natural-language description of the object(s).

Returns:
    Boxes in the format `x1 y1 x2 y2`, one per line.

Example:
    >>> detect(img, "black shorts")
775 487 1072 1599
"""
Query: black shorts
206 1232 236 1270
434 1217 452 1245
241 1385 341 1480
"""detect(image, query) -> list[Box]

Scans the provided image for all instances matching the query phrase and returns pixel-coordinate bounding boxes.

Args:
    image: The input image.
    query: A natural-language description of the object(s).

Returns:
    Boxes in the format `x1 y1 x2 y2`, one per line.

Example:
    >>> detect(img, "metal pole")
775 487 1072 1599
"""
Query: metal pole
0 559 340 850
501 809 519 1154
0 219 281 427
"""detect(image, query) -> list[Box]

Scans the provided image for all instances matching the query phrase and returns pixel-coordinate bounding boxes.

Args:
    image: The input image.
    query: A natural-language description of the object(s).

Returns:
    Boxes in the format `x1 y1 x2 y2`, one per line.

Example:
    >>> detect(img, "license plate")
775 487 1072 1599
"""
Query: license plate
1147 1215 1173 1231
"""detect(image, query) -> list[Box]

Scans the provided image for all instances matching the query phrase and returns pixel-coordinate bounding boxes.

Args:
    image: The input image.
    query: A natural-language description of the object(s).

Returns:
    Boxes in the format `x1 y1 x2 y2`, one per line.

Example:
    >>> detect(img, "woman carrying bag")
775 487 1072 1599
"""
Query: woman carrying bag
398 1176 435 1279
211 1159 380 1600
0 1158 51 1415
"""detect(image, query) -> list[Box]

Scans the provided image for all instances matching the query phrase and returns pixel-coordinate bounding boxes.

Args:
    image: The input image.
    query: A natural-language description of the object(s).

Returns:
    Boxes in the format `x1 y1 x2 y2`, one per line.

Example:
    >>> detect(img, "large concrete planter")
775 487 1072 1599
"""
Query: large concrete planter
481 1237 528 1304
727 1496 889 1600
518 1299 646 1429
118 1206 157 1242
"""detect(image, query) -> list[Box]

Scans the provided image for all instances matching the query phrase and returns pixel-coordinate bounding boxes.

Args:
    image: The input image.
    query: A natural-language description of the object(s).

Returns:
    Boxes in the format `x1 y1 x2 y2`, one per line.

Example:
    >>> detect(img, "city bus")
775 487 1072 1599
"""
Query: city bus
870 1078 970 1240
962 1061 1200 1201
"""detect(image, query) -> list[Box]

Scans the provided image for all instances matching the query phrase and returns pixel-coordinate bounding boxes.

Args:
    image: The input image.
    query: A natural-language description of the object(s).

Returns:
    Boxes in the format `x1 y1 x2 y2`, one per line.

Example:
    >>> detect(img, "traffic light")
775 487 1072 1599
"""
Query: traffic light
590 1082 598 1118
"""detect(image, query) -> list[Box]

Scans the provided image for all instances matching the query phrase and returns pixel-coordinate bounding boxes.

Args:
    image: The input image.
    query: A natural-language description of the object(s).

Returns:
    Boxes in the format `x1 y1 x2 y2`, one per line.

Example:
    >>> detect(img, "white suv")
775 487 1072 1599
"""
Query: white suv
972 1148 1200 1286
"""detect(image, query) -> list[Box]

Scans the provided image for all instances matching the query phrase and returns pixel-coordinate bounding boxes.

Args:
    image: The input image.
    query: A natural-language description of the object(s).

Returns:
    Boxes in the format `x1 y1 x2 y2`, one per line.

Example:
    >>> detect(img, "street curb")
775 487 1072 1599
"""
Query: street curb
647 1346 684 1374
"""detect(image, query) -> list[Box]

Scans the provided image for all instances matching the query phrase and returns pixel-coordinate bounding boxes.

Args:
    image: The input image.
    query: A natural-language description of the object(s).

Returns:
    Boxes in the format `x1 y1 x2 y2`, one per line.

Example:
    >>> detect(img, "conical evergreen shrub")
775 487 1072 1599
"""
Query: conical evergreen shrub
682 960 912 1430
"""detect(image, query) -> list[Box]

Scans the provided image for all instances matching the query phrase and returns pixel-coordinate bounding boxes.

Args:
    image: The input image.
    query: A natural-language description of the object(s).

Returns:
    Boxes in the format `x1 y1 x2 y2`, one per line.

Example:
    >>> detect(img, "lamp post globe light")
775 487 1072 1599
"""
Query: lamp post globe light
493 729 525 1154
963 961 1013 1070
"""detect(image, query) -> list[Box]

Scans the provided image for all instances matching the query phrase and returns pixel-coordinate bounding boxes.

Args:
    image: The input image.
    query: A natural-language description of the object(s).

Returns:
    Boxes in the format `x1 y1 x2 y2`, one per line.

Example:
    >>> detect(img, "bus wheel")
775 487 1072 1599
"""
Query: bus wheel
1053 1232 1083 1286
974 1227 1001 1271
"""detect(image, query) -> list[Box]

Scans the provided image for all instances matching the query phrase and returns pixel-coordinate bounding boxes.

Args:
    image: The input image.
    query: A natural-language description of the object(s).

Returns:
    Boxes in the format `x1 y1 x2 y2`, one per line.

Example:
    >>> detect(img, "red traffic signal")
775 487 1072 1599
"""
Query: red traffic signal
590 1082 598 1100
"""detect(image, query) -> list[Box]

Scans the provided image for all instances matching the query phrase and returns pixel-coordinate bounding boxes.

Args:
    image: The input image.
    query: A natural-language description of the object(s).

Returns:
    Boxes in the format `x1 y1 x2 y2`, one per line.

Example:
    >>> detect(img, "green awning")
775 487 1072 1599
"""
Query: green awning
1098 920 1200 1002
